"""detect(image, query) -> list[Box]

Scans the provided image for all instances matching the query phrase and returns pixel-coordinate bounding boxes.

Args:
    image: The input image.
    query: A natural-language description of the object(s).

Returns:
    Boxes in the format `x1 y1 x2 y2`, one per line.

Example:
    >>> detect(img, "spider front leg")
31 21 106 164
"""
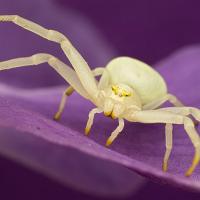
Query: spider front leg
129 110 200 176
85 108 125 147
106 118 125 146
0 53 89 99
54 67 106 121
143 93 184 110
85 108 103 135
0 15 99 101
84 69 116 138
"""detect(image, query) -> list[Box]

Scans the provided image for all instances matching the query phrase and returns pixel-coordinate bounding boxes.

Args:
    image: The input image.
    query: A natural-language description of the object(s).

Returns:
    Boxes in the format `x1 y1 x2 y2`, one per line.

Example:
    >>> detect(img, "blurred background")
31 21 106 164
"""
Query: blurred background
0 0 200 199
57 0 200 64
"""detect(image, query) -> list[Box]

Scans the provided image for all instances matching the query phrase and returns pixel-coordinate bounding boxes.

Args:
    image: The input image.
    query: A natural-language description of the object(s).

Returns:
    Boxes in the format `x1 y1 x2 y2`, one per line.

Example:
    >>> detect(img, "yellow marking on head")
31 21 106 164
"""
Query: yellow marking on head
111 84 132 97
111 85 118 95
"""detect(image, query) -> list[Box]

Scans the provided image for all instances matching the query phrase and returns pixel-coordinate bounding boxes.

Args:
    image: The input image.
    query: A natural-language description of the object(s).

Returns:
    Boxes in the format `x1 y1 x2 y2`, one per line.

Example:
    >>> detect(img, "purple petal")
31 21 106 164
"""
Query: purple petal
0 45 200 193
1 0 200 196
0 128 144 198
0 0 116 88
0 0 145 197
58 0 200 64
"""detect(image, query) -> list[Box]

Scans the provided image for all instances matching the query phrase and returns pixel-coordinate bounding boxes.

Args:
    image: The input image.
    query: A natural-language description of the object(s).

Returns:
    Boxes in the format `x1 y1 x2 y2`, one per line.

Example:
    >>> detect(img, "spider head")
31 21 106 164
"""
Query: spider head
102 83 142 119
111 84 132 98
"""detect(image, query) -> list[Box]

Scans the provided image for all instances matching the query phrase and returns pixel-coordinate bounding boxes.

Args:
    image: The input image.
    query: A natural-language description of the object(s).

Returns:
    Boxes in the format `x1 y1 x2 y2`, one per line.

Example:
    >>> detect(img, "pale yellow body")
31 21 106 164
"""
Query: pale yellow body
0 15 200 177
106 57 167 105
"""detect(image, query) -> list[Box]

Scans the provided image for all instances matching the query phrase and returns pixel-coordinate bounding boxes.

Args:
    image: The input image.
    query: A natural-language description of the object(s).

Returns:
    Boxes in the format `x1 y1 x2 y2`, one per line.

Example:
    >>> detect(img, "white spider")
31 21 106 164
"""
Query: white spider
0 15 200 176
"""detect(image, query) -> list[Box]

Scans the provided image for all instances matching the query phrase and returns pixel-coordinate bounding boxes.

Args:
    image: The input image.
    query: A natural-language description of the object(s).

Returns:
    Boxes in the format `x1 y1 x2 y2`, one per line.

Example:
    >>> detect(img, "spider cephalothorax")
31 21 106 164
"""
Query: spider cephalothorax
0 15 200 176
111 84 133 97
102 83 141 119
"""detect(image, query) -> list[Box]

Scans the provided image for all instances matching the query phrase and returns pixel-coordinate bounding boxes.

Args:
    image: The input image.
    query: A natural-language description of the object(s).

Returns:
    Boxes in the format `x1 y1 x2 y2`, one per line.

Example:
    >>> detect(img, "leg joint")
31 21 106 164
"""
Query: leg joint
183 117 194 127
46 29 66 43
65 87 74 96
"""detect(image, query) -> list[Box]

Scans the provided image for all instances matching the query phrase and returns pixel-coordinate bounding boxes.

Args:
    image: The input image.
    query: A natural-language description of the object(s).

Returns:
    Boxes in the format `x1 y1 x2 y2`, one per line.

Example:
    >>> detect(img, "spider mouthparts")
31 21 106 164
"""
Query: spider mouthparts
104 111 111 117
104 112 116 120
111 113 117 119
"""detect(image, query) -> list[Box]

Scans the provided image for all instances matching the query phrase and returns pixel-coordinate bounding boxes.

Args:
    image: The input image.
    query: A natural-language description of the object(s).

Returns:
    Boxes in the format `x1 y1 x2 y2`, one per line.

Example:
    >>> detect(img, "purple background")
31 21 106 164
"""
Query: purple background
1 0 200 199
58 0 200 64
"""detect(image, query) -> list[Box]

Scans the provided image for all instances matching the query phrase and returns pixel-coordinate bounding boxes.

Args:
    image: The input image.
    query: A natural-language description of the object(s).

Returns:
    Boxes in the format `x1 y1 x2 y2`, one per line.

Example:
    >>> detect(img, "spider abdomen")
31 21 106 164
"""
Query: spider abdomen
106 57 167 105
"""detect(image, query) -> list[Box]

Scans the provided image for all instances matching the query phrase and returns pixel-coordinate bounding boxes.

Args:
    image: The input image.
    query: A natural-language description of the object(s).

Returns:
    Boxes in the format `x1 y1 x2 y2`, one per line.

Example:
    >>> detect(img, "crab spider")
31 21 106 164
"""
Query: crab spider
0 15 200 177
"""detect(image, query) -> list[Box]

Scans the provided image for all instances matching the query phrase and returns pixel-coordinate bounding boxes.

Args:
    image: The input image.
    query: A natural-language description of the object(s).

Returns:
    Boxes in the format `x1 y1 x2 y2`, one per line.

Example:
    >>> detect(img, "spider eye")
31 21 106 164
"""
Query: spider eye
111 85 118 95
112 85 117 91
124 93 131 97
111 85 132 97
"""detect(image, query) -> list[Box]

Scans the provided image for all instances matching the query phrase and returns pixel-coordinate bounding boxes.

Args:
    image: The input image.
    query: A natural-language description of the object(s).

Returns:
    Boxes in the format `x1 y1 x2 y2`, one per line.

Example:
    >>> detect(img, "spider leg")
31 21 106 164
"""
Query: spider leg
97 68 110 90
163 124 173 172
0 15 99 99
92 67 105 77
143 93 184 110
54 67 107 121
106 118 125 146
0 53 89 99
129 110 200 176
159 107 200 126
85 108 103 135
53 86 74 121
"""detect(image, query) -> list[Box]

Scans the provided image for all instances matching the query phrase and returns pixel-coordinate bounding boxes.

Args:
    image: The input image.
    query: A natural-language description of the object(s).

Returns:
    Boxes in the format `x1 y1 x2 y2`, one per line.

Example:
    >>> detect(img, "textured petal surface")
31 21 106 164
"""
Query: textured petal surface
1 0 200 198
0 45 200 194
0 0 147 198
0 0 116 88
0 127 144 198
58 0 200 64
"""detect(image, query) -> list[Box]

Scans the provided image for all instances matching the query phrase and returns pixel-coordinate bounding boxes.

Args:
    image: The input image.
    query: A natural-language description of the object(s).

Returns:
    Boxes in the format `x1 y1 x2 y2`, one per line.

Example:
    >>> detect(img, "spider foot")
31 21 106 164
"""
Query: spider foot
85 126 91 136
105 137 113 147
162 162 168 172
53 112 61 121
185 151 200 177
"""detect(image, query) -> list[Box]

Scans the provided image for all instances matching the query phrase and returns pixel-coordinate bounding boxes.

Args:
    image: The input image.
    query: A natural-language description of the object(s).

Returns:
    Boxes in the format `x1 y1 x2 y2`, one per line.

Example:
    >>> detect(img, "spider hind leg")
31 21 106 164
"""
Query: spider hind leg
131 110 200 176
163 123 173 172
53 86 74 121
